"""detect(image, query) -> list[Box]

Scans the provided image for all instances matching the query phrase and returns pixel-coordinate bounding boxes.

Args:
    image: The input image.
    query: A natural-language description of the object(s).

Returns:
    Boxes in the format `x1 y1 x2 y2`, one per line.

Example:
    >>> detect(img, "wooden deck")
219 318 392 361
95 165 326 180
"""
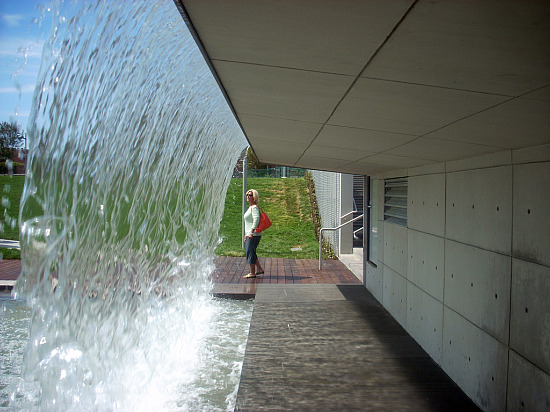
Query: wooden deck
211 256 361 299
0 260 21 288
0 257 359 289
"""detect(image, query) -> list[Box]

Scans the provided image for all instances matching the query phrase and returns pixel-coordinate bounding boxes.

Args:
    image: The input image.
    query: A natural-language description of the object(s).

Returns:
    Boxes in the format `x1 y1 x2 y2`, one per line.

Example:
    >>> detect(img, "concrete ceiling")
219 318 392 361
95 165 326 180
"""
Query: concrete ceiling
174 0 550 175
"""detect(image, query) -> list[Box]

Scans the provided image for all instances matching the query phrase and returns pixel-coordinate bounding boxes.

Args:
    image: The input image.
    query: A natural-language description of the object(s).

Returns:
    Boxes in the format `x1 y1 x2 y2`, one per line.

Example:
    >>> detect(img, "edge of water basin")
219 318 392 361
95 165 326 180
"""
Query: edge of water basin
211 284 257 300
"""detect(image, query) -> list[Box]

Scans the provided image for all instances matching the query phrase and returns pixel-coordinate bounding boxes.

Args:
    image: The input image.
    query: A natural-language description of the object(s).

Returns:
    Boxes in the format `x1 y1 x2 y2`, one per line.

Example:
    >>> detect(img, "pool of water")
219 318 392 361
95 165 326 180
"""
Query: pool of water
0 294 253 411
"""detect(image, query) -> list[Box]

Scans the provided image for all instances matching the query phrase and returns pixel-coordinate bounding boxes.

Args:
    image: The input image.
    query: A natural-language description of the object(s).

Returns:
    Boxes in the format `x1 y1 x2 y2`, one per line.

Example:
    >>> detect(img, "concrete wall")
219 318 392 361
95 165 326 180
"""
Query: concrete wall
338 173 354 255
365 145 550 411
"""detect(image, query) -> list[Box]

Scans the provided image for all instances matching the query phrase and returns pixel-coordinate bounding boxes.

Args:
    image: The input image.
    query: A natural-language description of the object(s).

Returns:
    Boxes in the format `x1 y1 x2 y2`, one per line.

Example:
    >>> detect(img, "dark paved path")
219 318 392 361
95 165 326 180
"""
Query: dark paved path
235 284 480 411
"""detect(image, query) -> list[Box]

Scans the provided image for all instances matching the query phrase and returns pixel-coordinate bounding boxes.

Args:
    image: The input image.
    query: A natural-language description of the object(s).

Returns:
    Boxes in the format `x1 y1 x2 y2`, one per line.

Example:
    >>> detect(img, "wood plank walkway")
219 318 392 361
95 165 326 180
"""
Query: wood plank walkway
212 256 361 284
0 257 359 288
211 256 361 299
0 260 21 287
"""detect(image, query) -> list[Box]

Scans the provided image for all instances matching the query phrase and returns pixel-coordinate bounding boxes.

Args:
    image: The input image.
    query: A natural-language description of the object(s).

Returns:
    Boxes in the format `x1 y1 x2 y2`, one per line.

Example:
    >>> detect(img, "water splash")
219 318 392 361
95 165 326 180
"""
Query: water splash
11 1 247 409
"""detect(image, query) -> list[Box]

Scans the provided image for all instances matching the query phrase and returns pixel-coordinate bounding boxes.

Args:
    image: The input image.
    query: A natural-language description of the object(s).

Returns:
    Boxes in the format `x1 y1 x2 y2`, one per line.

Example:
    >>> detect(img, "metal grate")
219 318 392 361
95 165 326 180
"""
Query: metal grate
384 178 407 226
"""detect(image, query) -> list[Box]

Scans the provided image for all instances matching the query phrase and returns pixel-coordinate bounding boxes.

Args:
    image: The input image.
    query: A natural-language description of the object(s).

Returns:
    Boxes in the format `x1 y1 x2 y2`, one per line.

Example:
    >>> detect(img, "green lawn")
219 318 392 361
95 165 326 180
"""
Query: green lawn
216 177 319 259
0 175 319 260
0 175 25 241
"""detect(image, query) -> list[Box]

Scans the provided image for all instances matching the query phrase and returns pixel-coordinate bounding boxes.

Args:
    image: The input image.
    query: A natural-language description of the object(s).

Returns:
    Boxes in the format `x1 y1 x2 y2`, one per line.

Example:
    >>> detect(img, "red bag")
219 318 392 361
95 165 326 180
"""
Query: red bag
256 206 272 232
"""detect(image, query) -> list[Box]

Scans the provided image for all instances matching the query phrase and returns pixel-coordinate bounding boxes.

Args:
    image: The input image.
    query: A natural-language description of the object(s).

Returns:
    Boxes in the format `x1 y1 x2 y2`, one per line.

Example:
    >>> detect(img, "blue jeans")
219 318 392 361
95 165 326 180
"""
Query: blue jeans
245 235 261 264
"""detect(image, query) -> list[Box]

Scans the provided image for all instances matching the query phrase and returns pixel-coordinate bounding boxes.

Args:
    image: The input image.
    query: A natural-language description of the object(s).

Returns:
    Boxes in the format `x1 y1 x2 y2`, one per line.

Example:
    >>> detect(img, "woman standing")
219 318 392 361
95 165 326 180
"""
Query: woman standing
243 189 265 278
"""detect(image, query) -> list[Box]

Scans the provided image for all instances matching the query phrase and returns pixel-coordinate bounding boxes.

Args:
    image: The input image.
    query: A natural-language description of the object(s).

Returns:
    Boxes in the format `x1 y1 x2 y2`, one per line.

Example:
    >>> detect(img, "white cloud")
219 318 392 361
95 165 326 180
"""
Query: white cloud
2 14 25 28
0 38 45 58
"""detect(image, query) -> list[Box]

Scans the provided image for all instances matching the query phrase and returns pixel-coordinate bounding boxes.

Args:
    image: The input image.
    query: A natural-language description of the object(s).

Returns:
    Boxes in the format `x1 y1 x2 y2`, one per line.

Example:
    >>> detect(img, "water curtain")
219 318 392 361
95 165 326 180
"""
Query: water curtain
12 1 247 409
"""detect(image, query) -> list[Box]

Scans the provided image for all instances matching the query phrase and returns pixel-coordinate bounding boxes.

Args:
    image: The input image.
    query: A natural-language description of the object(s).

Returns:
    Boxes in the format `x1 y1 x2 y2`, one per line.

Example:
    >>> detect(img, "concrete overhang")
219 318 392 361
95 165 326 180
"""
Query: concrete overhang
174 0 550 175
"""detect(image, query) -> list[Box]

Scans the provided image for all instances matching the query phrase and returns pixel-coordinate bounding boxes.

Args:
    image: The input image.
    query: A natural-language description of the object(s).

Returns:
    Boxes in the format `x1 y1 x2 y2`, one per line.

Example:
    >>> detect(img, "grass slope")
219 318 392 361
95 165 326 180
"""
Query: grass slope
216 177 318 259
0 175 319 260
0 175 25 241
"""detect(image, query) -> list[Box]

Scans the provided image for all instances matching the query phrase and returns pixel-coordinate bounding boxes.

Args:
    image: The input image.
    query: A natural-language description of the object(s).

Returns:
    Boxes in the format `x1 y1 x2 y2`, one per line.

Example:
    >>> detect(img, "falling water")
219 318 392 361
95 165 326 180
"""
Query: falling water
7 0 248 410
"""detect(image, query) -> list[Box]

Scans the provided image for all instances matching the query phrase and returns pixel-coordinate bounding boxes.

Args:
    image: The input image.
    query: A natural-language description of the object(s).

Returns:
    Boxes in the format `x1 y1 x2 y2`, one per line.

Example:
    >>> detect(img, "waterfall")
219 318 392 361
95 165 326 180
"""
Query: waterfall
10 1 248 409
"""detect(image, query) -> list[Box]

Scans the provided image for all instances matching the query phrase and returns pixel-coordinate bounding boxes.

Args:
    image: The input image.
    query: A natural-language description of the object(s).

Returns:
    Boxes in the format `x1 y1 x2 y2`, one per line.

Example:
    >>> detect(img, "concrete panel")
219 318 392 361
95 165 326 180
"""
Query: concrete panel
339 174 354 254
407 282 443 364
215 60 353 123
330 77 507 136
383 265 407 328
377 180 385 222
513 143 550 164
507 350 550 412
445 149 511 173
383 222 408 277
444 240 511 343
376 220 384 267
365 262 383 303
408 230 444 301
446 166 512 254
408 174 445 236
510 259 550 374
408 162 446 177
380 169 409 181
513 162 550 267
442 308 508 412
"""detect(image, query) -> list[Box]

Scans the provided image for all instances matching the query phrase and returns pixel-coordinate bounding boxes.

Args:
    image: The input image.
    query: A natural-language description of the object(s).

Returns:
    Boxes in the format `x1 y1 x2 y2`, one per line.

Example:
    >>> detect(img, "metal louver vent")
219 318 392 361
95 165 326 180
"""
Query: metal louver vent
384 178 407 226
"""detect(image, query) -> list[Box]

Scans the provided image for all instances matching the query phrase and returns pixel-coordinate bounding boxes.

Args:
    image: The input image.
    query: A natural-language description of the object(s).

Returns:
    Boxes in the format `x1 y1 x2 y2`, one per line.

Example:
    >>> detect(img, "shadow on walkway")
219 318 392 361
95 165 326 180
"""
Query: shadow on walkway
235 284 480 411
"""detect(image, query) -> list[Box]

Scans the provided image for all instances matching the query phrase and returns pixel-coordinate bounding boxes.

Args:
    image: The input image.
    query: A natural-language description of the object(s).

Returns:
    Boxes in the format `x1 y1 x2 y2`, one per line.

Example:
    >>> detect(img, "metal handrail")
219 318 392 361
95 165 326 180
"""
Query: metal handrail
319 213 363 270
340 210 356 220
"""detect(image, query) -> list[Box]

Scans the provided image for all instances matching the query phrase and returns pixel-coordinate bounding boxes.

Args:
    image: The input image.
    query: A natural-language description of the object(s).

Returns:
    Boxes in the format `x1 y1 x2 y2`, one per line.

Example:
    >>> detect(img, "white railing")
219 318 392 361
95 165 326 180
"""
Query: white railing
319 213 363 270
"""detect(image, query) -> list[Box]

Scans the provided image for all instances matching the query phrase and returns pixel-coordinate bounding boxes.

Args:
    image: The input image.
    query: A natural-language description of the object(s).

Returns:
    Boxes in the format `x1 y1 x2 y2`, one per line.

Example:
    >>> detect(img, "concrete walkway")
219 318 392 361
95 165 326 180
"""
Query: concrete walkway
235 284 480 411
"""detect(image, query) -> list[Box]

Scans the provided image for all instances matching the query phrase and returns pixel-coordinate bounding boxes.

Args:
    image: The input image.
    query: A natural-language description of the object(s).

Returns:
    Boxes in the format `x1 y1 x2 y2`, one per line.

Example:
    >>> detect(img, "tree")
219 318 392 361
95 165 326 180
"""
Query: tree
0 121 25 161
246 146 266 170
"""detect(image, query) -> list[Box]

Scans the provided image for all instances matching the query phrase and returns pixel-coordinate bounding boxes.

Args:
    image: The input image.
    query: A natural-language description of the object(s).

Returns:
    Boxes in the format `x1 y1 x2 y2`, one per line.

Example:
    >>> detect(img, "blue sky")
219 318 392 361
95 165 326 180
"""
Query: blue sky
0 1 50 132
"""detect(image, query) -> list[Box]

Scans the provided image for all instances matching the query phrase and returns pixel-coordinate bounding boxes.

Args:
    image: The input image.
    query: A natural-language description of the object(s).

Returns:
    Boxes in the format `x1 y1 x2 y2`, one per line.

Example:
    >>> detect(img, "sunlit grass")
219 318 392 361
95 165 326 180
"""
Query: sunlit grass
216 177 318 259
0 175 319 259
0 175 25 241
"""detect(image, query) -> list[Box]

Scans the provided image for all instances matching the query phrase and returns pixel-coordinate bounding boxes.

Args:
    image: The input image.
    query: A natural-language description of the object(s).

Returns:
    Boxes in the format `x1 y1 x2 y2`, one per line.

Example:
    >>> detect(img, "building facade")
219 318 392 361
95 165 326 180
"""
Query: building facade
315 145 550 411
